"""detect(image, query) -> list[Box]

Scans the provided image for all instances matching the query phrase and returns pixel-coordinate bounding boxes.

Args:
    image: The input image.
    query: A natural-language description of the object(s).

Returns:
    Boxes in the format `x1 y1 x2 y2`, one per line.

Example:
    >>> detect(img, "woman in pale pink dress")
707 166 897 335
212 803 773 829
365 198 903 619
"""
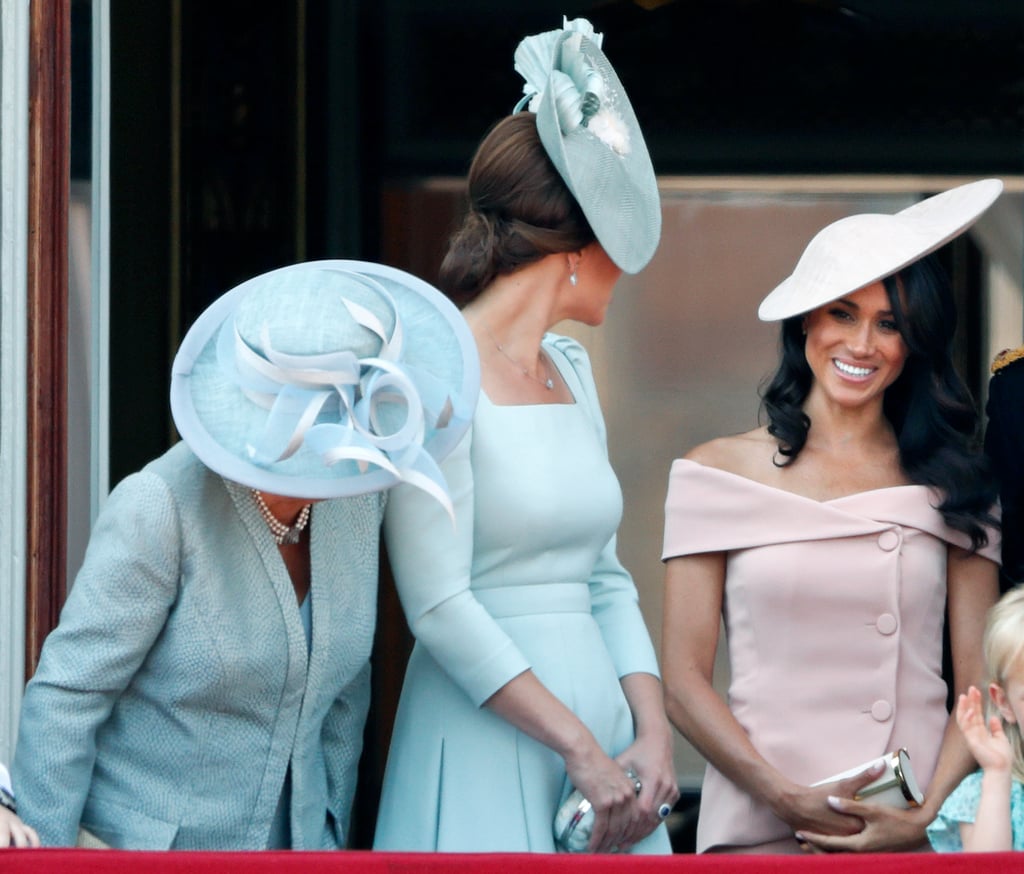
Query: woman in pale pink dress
661 179 1004 854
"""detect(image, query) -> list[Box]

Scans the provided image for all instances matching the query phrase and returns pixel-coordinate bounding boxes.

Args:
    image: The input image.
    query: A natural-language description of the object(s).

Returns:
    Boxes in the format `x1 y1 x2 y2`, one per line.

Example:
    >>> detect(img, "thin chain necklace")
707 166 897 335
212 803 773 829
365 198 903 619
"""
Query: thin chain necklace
251 490 312 545
484 324 554 390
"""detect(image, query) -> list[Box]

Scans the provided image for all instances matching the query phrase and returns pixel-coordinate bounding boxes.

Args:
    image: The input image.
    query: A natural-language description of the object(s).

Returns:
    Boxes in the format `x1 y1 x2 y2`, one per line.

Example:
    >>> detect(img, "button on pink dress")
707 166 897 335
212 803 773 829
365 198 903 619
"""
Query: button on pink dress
662 459 1000 852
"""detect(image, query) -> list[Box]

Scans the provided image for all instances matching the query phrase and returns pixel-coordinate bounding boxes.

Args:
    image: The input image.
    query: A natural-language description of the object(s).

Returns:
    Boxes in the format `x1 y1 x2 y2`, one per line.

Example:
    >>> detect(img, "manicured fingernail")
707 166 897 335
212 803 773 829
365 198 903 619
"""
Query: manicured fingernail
794 832 806 841
827 795 842 810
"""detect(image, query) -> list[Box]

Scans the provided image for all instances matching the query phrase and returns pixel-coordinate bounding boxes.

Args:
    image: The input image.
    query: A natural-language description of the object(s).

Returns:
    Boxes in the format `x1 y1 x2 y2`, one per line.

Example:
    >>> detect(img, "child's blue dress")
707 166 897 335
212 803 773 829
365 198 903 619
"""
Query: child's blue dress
927 770 1024 851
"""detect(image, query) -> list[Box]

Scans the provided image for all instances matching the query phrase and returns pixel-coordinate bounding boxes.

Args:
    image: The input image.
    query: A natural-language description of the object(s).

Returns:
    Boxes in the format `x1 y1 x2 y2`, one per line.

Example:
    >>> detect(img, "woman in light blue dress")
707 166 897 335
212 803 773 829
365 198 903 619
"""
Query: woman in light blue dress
374 19 675 854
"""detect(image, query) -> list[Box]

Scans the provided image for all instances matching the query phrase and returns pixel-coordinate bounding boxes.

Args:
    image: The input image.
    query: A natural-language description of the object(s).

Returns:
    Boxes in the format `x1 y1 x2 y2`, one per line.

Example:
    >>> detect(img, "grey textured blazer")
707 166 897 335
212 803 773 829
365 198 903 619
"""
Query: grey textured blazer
13 442 384 849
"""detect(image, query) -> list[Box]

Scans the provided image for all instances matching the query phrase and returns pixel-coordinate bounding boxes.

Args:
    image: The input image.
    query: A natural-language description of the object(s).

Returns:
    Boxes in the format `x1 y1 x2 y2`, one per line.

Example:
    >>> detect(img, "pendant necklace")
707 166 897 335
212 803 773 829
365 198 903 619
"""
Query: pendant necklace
484 324 554 390
252 489 312 545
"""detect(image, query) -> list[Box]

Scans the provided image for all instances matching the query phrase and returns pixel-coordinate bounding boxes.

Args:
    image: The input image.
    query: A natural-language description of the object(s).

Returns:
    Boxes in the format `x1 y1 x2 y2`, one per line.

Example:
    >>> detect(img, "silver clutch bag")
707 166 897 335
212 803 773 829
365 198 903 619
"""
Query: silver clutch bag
811 747 924 808
553 768 642 852
553 787 594 852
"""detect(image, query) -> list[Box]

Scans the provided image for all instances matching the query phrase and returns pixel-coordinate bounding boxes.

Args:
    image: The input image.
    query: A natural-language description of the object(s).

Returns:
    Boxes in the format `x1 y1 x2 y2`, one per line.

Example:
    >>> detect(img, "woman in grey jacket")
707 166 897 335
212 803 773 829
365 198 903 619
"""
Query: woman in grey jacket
11 260 478 849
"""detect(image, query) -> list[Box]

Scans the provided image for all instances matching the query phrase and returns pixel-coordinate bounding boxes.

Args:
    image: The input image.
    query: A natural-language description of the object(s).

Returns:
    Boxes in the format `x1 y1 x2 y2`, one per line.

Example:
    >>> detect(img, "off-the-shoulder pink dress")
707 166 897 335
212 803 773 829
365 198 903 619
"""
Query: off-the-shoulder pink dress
662 458 1000 852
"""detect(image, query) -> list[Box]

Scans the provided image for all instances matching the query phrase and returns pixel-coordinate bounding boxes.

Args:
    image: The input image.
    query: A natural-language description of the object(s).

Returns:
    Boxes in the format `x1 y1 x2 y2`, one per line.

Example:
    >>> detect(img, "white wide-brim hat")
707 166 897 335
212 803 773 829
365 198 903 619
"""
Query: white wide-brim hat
513 17 661 274
170 260 479 511
758 178 1004 321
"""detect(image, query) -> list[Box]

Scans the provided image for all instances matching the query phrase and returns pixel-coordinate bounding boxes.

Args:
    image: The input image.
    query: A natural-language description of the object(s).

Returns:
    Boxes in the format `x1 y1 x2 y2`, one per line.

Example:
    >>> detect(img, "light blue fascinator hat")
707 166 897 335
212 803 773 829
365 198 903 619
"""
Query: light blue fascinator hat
758 178 1004 321
170 260 480 517
513 17 661 274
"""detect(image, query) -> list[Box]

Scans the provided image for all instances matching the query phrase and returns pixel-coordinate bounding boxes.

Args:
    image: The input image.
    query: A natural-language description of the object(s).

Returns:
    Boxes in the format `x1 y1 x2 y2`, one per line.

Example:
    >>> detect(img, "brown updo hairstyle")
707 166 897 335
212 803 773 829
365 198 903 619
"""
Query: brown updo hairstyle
438 113 595 304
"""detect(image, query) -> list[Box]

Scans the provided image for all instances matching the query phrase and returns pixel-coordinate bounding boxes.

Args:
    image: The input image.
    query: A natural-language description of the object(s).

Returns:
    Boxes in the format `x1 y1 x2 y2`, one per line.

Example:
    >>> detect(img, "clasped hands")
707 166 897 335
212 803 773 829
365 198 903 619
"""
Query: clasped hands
785 763 928 853
567 731 679 854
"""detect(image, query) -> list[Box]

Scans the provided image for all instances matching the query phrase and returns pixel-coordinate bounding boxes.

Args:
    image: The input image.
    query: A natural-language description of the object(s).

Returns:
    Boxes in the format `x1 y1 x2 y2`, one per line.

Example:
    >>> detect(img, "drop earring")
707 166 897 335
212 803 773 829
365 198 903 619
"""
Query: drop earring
569 268 579 287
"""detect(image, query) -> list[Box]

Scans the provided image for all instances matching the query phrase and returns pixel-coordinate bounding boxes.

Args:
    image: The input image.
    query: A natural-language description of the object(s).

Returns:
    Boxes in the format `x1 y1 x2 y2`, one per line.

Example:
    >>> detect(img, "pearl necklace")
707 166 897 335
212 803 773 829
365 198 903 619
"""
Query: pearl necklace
484 324 553 390
251 490 312 545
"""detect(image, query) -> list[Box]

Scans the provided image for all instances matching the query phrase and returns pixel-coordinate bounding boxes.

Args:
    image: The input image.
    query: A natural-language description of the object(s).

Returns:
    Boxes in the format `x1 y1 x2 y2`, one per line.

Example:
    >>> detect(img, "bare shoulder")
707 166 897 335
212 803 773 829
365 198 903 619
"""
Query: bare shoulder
684 428 775 477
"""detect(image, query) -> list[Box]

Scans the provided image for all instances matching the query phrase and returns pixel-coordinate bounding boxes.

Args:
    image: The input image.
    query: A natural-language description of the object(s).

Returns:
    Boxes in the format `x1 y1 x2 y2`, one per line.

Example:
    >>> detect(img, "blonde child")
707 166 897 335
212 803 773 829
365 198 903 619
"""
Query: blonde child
927 585 1024 851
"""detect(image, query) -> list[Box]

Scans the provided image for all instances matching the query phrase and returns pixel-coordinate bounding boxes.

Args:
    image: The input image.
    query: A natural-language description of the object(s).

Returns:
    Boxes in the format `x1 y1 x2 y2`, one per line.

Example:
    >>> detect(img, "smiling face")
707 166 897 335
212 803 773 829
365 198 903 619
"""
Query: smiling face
802 281 909 410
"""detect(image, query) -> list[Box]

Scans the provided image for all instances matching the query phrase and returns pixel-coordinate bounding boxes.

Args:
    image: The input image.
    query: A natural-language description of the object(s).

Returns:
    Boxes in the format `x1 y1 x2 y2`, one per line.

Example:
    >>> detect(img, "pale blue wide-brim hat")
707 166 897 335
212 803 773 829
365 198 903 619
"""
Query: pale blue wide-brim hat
170 260 480 513
513 17 661 274
758 178 1004 321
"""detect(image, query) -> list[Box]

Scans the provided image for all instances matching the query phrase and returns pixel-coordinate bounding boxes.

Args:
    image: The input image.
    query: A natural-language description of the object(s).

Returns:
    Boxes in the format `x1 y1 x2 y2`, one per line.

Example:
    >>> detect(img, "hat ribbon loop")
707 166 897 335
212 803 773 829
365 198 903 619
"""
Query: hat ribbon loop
513 19 602 119
513 23 631 157
224 300 459 517
306 358 457 520
514 42 603 134
225 319 363 464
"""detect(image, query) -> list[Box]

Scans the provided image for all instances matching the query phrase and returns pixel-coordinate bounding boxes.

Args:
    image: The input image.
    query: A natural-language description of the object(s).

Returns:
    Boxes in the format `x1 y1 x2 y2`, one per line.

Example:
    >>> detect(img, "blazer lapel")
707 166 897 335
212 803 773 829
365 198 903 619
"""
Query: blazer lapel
306 496 382 709
223 479 310 676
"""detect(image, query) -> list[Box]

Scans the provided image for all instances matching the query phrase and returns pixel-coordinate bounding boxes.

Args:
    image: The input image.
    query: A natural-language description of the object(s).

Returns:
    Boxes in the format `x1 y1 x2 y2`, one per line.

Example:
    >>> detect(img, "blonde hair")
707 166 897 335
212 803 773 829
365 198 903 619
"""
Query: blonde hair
983 584 1024 781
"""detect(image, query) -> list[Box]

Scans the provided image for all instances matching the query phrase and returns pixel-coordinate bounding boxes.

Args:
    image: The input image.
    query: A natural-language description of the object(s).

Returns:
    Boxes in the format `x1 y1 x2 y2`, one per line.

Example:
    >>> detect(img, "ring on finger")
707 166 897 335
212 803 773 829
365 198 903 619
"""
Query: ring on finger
625 768 642 795
657 802 672 819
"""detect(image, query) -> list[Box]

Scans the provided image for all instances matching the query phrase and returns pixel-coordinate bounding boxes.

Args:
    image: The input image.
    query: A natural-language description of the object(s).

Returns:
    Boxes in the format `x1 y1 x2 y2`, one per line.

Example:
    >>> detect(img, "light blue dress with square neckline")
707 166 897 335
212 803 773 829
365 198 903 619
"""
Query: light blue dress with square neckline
374 333 670 853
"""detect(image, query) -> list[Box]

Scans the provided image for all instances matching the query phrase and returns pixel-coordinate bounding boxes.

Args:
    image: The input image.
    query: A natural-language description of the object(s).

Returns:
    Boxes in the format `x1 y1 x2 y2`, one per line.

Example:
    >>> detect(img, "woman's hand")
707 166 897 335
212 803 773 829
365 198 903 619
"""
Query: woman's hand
794 794 931 853
791 763 930 853
769 773 871 843
0 807 40 849
615 725 680 848
612 673 680 850
563 746 644 853
484 670 652 853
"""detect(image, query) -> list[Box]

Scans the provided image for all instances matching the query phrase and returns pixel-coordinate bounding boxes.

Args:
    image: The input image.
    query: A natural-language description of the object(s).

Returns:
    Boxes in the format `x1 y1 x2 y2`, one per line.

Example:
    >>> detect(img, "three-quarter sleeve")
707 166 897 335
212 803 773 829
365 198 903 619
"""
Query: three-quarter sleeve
384 429 531 707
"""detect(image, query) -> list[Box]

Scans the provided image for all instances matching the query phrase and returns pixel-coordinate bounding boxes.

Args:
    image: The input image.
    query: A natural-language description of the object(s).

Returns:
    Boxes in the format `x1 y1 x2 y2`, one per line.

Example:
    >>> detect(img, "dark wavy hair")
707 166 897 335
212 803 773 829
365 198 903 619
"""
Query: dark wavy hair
438 113 595 304
760 253 997 549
